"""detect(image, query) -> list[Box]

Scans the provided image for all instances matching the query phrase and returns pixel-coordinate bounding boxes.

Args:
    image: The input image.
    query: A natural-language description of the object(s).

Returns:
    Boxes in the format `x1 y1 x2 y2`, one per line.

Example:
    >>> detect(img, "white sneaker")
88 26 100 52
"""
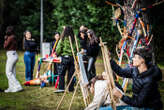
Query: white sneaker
5 87 23 93
4 88 12 93
12 87 23 92
54 89 64 93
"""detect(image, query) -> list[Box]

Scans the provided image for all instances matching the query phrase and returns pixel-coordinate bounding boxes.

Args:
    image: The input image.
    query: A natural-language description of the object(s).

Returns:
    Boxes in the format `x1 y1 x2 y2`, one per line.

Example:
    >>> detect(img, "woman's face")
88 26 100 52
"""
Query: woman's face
54 34 60 40
87 33 91 40
25 31 31 39
80 32 85 39
132 54 145 67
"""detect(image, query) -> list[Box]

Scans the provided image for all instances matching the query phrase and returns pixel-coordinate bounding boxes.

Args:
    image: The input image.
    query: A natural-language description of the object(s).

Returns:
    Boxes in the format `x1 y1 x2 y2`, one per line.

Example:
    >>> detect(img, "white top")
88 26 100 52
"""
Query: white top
93 80 110 104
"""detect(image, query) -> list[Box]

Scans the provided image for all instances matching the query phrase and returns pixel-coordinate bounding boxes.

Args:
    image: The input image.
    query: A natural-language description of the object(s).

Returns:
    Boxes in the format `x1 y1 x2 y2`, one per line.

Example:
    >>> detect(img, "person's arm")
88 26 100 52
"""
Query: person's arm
110 60 133 78
4 36 12 49
121 81 153 107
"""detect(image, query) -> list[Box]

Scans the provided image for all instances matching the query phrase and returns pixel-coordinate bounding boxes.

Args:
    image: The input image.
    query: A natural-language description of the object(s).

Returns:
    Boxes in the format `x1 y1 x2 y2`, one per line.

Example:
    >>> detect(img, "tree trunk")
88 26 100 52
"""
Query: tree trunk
123 0 156 64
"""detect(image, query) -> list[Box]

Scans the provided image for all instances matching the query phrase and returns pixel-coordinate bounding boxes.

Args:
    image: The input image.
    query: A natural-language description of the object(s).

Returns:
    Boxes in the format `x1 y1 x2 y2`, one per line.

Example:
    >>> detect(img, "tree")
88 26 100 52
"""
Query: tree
0 0 163 61
109 0 164 63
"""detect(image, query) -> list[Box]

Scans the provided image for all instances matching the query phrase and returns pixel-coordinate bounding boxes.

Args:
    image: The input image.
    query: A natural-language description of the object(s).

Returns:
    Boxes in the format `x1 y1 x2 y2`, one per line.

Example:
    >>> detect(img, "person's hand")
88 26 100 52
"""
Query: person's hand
80 49 85 54
82 82 89 88
52 54 57 58
112 87 123 99
52 52 57 58
4 36 8 40
63 26 66 29
108 51 112 60
90 84 94 94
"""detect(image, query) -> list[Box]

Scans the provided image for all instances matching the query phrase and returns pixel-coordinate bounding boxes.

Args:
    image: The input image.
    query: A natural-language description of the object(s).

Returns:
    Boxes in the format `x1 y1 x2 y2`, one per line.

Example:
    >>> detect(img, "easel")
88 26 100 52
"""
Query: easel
56 35 90 110
99 37 118 110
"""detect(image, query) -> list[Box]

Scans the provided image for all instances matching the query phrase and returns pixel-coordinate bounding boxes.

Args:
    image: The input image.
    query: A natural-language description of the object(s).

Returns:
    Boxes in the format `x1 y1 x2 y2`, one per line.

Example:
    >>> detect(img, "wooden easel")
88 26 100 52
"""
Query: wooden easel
99 37 118 110
56 36 90 110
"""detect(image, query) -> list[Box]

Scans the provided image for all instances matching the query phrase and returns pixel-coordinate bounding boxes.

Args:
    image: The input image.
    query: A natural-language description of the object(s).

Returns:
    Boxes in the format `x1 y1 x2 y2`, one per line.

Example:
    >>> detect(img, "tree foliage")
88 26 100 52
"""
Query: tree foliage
0 0 163 57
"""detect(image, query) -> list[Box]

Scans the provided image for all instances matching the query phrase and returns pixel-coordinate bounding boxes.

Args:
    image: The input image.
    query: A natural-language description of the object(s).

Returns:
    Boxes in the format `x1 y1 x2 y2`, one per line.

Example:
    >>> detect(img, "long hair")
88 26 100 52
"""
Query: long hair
23 30 31 50
87 29 98 45
6 26 14 36
23 30 31 40
61 26 75 42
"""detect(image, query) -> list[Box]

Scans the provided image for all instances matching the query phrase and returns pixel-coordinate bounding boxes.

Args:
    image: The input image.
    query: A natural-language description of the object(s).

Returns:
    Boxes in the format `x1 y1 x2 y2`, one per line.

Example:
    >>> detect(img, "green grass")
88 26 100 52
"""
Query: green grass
0 50 85 110
0 50 164 110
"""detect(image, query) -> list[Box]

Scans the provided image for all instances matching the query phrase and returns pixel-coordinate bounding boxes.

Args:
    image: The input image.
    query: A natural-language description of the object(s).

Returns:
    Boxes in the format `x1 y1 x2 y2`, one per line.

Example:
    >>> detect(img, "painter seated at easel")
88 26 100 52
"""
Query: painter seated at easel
84 72 126 110
99 47 163 110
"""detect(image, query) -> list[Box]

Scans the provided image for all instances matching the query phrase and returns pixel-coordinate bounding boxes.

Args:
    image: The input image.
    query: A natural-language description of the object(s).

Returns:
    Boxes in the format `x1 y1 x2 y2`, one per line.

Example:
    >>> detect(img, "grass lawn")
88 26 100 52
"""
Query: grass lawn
0 50 85 110
0 50 164 110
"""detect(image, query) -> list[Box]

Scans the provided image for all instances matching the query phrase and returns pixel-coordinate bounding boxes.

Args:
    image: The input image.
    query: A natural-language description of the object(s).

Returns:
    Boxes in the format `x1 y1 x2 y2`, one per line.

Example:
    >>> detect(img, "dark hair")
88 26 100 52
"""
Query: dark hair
87 29 99 45
87 75 104 87
134 46 152 66
61 26 74 42
6 26 14 36
78 29 88 41
53 32 60 36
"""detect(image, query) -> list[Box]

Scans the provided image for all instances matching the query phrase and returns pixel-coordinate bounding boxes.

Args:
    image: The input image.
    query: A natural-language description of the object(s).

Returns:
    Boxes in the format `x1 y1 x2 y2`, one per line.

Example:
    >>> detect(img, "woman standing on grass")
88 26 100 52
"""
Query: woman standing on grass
54 26 79 92
23 30 37 81
86 29 100 81
3 26 23 93
78 25 88 71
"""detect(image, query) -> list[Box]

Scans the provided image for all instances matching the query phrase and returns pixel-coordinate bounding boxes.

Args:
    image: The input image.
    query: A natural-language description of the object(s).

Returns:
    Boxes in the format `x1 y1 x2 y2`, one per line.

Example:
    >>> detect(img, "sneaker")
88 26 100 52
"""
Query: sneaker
4 88 12 93
68 88 74 92
54 89 64 93
12 87 23 92
40 81 46 88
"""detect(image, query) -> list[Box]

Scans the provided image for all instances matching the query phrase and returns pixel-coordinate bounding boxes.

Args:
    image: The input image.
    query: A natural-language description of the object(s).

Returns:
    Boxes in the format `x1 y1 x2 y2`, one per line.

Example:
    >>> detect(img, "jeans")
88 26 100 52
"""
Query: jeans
99 105 153 110
87 57 96 81
57 56 75 91
24 51 35 81
6 51 22 90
